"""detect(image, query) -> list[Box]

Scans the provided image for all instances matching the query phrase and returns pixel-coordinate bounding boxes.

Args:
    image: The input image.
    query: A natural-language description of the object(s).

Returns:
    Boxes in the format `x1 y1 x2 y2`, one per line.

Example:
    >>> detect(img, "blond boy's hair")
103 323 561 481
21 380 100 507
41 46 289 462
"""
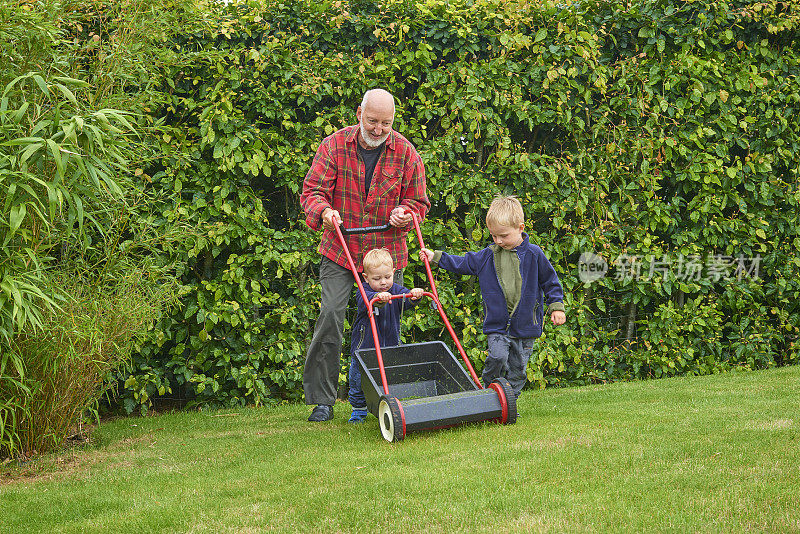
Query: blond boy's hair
486 195 525 228
362 248 394 273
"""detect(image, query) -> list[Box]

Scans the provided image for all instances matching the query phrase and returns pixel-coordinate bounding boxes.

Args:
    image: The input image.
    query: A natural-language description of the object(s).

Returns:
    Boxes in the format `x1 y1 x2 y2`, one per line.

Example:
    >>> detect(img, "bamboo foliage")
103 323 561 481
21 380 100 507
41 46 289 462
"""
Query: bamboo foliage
0 72 135 342
0 0 188 457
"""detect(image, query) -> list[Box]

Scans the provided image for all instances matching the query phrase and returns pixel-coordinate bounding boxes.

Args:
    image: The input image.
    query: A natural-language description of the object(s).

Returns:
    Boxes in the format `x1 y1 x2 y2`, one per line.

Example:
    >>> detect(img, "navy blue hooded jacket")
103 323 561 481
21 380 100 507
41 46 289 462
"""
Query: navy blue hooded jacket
435 233 564 338
351 283 420 355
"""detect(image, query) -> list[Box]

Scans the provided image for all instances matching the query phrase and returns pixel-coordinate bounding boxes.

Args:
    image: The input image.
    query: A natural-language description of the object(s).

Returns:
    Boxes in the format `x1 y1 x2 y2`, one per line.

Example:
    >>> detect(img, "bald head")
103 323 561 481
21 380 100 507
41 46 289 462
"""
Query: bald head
356 89 395 148
360 89 395 115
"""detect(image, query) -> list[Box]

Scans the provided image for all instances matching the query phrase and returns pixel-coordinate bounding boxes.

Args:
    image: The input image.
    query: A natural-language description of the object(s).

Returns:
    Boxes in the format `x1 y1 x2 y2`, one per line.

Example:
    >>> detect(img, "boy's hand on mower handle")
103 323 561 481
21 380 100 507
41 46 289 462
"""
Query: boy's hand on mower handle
321 208 341 230
376 292 392 303
409 288 424 300
420 248 434 262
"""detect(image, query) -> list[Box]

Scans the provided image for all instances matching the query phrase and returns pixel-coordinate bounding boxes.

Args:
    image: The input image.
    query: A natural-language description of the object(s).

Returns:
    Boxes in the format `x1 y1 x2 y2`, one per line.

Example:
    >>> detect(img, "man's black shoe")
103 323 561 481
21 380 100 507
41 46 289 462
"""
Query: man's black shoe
308 404 333 422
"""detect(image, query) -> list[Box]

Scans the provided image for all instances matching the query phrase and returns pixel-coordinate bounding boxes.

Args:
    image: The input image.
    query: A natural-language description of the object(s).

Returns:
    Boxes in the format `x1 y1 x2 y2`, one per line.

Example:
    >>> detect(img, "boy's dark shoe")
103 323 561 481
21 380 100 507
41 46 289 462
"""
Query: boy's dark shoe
348 408 369 423
308 404 333 422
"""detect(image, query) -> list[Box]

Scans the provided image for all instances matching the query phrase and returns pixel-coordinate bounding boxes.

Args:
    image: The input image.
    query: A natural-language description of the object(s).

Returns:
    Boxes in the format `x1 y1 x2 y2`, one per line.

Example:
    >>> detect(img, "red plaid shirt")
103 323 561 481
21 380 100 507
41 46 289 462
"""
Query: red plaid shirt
300 125 429 271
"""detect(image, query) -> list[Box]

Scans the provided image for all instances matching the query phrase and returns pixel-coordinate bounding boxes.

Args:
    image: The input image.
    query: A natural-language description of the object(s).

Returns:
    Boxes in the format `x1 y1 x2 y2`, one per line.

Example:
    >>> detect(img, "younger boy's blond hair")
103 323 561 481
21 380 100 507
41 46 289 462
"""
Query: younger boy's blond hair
362 248 394 273
486 195 525 228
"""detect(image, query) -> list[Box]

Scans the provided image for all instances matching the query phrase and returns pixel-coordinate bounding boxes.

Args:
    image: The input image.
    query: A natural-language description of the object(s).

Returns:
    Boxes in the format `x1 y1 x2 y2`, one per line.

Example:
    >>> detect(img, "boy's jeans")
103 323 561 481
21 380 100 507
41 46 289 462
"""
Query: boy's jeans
348 355 366 409
483 333 535 398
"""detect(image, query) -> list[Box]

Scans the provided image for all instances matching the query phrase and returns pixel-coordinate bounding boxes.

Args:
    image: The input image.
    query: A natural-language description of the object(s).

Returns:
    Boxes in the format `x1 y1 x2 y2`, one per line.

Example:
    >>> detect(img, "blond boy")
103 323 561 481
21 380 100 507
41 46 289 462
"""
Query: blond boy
422 196 565 398
348 248 423 422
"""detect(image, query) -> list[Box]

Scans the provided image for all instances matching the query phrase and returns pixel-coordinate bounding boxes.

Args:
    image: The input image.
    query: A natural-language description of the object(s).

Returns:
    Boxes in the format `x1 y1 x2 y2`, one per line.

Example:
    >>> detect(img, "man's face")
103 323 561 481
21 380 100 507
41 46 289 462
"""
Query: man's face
488 222 525 250
356 100 394 148
363 263 395 292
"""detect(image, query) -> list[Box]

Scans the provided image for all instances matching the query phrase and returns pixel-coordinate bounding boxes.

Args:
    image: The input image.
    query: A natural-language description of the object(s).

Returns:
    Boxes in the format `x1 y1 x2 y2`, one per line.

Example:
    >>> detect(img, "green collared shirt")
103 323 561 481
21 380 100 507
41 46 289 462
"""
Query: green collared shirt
494 245 522 315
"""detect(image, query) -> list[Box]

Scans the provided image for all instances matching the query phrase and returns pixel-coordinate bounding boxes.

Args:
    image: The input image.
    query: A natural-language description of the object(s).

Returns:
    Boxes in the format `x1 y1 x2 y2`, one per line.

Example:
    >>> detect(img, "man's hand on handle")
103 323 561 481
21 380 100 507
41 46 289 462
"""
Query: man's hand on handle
321 208 342 230
389 206 412 228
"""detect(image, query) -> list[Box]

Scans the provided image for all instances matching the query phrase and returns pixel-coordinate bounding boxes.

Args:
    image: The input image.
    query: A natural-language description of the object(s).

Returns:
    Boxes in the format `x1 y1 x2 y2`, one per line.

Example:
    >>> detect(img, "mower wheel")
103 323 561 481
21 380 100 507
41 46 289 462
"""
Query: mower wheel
491 377 517 425
378 395 405 442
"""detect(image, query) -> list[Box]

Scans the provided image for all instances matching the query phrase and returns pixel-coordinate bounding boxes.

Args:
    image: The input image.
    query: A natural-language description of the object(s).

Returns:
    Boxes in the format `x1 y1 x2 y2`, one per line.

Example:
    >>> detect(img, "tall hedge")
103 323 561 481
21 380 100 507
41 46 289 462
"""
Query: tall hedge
119 0 799 412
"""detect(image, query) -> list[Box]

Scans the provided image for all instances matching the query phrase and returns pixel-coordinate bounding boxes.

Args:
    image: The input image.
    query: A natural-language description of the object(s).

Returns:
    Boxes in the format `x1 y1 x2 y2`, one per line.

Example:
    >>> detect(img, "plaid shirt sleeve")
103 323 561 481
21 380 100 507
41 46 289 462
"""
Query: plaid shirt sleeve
300 135 339 231
397 146 428 223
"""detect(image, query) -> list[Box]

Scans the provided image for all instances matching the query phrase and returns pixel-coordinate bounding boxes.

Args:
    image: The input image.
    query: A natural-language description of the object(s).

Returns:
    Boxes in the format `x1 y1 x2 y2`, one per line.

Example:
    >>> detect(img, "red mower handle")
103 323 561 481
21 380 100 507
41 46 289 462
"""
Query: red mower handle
368 291 436 308
408 212 483 389
332 215 484 395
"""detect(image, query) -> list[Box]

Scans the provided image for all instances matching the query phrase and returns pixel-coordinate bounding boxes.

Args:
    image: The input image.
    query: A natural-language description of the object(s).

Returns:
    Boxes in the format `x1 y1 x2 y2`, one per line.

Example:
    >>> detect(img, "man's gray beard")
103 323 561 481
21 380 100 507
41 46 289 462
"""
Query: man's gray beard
359 122 389 148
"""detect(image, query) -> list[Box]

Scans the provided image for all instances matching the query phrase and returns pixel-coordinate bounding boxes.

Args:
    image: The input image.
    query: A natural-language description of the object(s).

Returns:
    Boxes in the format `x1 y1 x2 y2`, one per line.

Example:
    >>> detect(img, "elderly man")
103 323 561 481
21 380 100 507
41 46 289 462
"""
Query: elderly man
300 88 430 422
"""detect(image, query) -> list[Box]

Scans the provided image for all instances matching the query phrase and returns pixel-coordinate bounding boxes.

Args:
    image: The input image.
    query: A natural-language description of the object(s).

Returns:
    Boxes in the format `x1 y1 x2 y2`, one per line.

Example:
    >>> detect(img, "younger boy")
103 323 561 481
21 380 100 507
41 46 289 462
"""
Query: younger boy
421 195 566 399
349 248 424 423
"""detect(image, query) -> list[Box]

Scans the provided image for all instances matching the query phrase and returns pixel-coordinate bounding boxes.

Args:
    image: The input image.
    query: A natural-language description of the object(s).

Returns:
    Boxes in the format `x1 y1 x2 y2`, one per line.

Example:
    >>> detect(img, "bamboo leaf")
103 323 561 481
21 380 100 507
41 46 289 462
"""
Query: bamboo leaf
16 183 40 202
9 204 26 233
6 204 27 245
30 119 50 137
3 73 30 97
73 193 84 234
44 179 59 219
11 101 29 122
31 74 50 96
52 75 90 88
3 137 45 146
19 142 44 165
53 83 79 106
3 183 17 213
85 158 103 190
46 139 65 178
100 109 137 133
61 122 76 143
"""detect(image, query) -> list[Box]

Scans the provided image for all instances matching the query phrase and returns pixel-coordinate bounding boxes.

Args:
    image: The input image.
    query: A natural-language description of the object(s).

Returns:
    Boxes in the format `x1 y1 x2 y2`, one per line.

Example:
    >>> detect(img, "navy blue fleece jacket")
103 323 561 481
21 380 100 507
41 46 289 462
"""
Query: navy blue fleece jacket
351 283 420 355
434 234 564 338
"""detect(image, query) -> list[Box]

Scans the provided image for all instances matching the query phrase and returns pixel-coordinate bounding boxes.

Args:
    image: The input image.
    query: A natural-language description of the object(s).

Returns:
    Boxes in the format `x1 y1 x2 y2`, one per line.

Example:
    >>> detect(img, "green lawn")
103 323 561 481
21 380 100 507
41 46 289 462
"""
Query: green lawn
2 366 798 533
